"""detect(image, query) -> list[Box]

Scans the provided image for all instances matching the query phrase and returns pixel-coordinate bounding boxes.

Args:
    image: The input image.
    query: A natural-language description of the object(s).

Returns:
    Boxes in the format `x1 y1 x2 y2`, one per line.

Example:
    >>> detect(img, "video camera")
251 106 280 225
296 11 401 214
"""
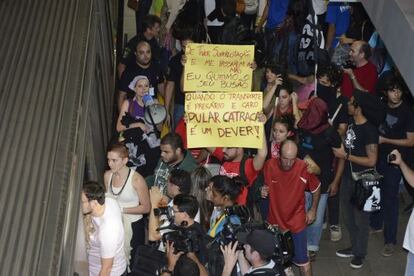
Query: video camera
161 224 200 254
212 205 294 265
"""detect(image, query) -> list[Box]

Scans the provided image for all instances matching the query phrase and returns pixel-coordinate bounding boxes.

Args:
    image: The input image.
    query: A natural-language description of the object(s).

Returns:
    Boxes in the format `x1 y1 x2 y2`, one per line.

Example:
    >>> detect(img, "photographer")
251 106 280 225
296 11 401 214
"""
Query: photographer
161 241 208 276
221 230 280 276
388 149 414 275
149 169 195 243
158 194 208 274
369 76 414 257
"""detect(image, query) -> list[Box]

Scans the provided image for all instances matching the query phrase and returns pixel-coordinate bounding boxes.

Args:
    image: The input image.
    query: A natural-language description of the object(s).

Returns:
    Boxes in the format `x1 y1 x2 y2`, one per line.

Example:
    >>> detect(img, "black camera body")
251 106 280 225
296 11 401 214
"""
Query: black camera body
342 60 356 69
387 153 396 163
162 226 200 254
213 207 294 266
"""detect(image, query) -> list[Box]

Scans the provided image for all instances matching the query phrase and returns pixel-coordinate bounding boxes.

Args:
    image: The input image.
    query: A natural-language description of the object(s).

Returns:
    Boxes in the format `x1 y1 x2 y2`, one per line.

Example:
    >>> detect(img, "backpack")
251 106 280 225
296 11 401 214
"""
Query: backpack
130 245 167 276
172 0 206 42
239 155 266 221
220 16 250 45
244 0 258 15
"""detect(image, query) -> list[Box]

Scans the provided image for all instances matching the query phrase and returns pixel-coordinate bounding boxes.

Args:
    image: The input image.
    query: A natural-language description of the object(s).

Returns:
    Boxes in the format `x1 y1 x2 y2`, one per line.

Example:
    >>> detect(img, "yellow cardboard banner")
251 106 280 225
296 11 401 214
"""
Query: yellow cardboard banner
185 92 263 148
183 43 254 92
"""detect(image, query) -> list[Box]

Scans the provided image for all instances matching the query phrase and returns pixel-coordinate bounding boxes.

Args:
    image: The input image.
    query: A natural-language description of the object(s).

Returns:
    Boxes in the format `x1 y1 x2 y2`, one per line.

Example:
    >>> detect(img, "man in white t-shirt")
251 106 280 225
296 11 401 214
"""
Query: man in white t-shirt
81 181 127 276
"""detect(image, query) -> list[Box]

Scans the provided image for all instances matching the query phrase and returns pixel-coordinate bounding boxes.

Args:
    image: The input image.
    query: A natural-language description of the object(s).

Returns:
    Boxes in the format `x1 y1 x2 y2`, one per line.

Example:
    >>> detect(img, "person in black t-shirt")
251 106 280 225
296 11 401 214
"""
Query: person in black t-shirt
159 194 209 275
118 41 165 112
118 15 162 78
164 34 193 129
333 90 380 269
370 76 414 257
316 63 349 242
297 97 341 261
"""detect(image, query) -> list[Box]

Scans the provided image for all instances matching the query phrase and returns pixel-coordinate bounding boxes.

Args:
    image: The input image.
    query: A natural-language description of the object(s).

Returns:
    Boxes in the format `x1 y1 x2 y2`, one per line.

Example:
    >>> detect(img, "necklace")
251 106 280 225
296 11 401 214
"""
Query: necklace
110 168 131 196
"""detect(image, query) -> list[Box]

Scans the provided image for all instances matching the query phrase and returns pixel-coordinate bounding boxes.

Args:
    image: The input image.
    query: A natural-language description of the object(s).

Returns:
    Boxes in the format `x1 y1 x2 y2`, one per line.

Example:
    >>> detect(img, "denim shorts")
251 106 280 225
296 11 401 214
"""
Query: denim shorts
292 228 309 266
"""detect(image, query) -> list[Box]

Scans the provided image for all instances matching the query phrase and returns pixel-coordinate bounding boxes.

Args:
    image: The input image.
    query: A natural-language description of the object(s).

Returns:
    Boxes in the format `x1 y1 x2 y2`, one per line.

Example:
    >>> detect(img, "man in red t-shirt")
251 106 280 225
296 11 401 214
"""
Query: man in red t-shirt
341 40 377 99
209 133 268 205
262 140 320 276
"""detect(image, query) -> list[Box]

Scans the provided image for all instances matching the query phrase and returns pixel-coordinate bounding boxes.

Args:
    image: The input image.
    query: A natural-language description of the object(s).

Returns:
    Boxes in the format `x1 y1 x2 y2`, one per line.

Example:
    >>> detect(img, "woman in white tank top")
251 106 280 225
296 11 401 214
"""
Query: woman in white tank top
104 143 150 269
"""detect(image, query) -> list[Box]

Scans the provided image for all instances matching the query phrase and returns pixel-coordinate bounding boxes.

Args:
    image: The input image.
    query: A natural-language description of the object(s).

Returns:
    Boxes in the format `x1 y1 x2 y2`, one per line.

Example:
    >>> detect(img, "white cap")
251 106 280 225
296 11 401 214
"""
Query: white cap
128 75 150 91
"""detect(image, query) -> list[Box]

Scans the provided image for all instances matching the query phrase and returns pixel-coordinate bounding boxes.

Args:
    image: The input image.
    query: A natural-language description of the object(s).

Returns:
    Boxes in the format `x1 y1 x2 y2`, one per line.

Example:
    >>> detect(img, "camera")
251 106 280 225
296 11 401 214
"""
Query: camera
212 207 294 266
342 60 355 69
162 226 200 254
387 153 396 163
154 206 175 221
267 224 294 265
224 205 250 222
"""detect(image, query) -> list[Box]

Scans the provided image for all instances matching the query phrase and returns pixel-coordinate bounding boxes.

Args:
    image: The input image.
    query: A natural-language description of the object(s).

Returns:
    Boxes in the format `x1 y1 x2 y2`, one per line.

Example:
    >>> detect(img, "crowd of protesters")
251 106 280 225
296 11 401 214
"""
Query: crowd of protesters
80 0 414 275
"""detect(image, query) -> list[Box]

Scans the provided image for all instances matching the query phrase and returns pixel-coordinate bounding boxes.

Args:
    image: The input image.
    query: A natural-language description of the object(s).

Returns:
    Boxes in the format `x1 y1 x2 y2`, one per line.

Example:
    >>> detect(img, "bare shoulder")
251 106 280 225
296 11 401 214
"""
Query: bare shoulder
132 171 147 187
103 170 112 188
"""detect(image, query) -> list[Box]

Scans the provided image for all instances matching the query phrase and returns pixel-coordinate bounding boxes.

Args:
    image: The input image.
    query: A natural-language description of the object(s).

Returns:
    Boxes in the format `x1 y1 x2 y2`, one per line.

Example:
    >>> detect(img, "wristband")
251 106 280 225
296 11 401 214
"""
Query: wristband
159 266 173 275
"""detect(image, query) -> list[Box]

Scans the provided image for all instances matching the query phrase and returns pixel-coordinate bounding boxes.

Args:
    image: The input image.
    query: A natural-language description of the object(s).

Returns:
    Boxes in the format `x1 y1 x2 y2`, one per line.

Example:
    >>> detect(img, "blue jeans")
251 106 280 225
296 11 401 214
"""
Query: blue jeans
370 155 402 244
406 251 414 276
305 192 328 251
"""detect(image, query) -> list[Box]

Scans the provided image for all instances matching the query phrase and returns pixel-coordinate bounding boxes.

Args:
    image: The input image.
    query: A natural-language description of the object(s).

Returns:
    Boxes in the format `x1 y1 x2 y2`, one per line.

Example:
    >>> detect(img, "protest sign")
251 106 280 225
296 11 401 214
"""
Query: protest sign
185 92 263 148
183 43 254 92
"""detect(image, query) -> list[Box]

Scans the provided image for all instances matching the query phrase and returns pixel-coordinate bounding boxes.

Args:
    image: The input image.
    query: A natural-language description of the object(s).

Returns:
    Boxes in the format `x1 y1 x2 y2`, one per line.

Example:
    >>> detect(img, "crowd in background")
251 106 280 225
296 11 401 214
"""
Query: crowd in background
80 0 414 275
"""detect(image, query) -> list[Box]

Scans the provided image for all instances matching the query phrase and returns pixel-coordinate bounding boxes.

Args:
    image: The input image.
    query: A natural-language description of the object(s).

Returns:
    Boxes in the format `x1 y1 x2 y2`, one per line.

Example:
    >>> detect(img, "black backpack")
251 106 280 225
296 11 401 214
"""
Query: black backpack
239 155 266 222
172 0 206 42
219 16 251 45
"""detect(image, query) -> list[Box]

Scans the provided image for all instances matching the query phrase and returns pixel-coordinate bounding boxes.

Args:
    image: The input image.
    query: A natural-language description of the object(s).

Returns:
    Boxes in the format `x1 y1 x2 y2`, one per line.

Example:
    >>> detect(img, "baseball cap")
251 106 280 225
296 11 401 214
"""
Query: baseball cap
237 230 276 258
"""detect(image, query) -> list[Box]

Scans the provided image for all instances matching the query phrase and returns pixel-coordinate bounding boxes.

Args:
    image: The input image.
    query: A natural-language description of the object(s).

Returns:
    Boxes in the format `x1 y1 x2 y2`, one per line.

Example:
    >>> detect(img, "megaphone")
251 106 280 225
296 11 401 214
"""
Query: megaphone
143 94 167 125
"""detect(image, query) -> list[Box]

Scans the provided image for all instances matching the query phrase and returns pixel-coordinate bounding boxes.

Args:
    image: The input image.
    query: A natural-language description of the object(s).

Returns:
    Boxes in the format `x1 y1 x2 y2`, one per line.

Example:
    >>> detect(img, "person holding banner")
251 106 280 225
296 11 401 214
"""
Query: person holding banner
209 117 268 205
164 31 194 129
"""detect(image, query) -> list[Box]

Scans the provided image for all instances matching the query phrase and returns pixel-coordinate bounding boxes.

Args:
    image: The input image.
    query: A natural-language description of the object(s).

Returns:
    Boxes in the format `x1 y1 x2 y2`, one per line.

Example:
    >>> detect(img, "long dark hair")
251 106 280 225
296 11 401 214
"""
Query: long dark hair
191 166 214 230
210 175 244 203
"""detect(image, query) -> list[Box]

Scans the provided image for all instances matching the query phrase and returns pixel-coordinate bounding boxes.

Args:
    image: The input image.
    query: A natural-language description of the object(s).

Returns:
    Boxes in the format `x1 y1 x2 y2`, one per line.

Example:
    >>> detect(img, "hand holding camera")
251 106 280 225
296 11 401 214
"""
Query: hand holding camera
388 149 402 165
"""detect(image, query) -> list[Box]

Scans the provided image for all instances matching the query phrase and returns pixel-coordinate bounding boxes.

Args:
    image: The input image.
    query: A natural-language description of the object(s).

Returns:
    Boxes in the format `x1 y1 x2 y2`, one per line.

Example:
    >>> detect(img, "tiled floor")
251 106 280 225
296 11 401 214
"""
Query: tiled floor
308 206 410 276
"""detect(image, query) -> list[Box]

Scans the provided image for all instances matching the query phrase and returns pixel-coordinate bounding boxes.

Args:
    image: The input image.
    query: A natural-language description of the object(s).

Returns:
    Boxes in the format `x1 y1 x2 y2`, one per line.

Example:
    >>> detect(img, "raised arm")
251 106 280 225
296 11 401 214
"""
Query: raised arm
253 114 268 171
148 186 163 241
